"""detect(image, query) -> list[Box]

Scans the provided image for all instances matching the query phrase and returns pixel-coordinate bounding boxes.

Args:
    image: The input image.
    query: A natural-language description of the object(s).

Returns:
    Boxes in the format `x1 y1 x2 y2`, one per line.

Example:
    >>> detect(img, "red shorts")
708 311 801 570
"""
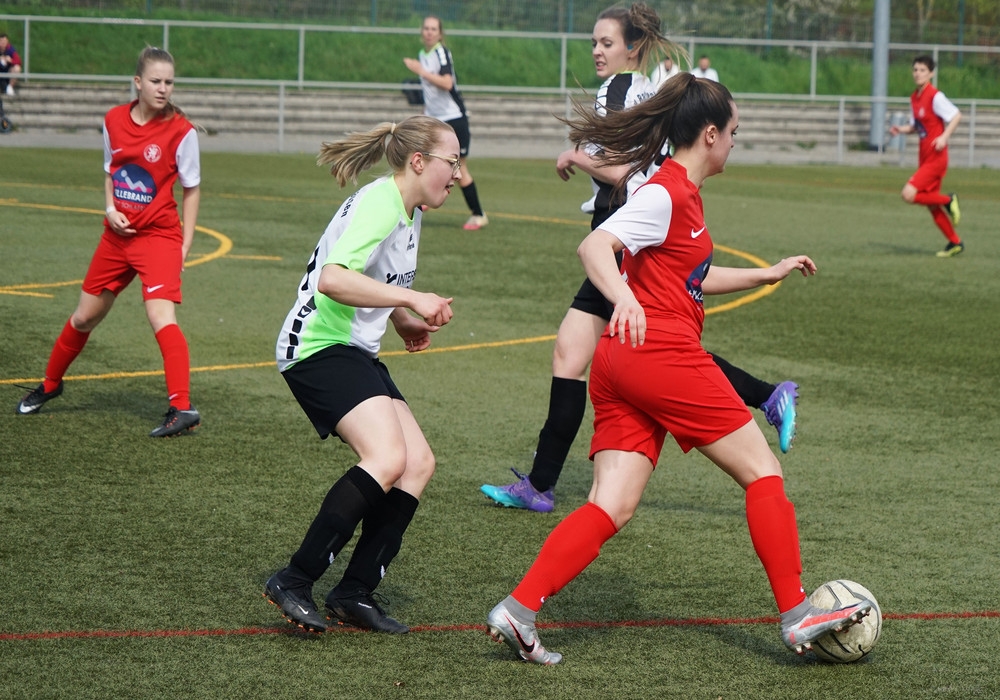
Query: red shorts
589 330 753 464
908 155 947 194
82 229 183 303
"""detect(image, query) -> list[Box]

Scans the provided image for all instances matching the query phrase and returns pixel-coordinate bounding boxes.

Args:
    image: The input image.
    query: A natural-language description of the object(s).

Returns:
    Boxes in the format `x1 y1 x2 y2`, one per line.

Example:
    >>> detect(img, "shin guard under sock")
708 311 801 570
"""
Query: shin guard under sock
929 206 961 244
43 319 90 392
913 191 951 207
334 488 419 595
512 502 618 612
290 466 387 583
745 475 806 613
155 324 191 409
529 377 587 493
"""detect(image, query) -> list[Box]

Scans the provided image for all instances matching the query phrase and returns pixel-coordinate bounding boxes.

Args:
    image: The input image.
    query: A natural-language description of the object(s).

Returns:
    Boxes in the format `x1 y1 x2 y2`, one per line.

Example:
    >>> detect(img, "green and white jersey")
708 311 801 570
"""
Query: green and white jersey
418 42 466 122
276 176 420 371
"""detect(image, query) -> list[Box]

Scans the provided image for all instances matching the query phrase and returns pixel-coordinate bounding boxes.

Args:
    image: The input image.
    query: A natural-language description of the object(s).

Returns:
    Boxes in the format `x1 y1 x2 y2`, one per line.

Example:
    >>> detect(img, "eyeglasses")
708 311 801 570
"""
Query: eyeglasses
423 152 462 175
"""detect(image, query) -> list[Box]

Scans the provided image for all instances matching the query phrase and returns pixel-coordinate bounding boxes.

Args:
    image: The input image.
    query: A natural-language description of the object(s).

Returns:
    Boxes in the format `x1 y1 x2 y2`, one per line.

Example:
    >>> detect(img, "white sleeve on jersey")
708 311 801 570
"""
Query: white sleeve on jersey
102 125 113 174
932 91 960 124
597 182 673 256
176 128 201 188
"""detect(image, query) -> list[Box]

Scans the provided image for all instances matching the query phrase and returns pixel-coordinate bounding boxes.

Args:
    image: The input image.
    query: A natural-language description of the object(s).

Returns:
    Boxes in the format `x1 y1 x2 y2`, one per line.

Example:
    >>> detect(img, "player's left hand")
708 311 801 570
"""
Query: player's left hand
769 255 817 282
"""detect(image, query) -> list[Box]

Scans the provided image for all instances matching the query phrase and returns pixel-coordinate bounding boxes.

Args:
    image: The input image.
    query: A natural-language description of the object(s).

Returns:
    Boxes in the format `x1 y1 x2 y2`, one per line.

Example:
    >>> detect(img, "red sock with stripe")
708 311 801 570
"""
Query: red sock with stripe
745 475 806 613
512 501 618 612
155 324 191 410
43 319 90 392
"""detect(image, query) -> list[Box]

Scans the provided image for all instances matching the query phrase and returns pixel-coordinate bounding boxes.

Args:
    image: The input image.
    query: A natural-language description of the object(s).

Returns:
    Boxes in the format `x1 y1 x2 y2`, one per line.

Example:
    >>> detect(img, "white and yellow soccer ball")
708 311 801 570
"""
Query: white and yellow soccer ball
807 579 882 663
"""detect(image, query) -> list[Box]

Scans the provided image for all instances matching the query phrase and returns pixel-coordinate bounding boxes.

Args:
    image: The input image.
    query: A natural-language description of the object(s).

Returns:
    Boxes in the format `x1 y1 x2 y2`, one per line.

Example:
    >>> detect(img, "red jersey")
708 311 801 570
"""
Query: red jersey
103 101 200 237
0 43 21 69
910 83 959 166
598 158 713 341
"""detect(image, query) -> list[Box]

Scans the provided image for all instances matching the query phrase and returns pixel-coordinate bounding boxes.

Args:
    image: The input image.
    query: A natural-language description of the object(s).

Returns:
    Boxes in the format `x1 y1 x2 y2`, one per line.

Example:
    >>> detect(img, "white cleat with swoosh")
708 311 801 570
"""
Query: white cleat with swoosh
487 600 562 665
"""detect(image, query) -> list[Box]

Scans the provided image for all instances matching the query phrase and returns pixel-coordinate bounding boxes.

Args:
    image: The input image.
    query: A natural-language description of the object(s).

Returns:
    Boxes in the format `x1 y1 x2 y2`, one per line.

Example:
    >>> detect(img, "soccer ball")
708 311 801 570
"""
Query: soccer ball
806 579 882 663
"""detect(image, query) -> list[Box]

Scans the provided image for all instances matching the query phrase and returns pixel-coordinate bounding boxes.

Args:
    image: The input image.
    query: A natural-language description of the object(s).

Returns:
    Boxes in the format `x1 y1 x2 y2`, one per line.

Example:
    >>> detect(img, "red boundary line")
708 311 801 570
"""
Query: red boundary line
2 610 997 642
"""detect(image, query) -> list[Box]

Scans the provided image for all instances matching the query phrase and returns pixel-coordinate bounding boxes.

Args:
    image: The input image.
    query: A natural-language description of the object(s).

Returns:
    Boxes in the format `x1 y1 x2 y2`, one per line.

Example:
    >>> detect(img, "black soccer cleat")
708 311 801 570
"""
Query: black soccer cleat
149 406 201 437
263 571 327 633
15 381 64 415
325 589 409 634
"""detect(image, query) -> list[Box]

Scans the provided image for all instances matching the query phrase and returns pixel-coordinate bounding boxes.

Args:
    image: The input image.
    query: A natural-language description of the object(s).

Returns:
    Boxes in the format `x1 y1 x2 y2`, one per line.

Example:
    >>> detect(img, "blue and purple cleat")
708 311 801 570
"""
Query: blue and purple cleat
480 468 555 512
761 381 798 453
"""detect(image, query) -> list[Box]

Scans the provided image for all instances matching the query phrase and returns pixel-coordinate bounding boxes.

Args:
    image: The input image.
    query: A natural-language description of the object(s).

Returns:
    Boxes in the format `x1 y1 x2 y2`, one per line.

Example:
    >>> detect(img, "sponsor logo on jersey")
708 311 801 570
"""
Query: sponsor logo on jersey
686 254 713 305
385 270 416 287
340 192 357 217
112 165 156 211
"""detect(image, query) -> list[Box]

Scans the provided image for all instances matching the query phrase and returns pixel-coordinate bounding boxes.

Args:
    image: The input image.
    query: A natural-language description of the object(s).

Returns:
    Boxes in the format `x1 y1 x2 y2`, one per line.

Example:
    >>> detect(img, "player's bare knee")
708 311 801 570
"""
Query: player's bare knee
552 344 590 380
70 310 102 333
409 450 436 484
363 452 408 488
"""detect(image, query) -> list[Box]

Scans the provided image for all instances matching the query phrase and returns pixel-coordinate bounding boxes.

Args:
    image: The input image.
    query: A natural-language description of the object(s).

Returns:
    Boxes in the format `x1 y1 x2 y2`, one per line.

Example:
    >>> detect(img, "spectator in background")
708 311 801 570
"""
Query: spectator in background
649 54 679 89
403 16 489 231
690 54 719 82
0 33 22 96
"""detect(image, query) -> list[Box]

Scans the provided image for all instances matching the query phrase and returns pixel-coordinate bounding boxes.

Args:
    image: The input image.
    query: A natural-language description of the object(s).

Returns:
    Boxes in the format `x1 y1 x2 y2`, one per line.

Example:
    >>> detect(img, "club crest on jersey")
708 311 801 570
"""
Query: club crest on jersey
112 165 156 211
686 254 712 305
144 143 162 163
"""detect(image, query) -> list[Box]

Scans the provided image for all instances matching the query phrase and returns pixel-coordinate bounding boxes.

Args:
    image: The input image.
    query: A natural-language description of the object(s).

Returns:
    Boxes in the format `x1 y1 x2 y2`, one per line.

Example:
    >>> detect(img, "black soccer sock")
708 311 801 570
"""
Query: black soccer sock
289 466 387 582
461 182 484 216
332 488 419 596
710 352 775 409
528 377 588 493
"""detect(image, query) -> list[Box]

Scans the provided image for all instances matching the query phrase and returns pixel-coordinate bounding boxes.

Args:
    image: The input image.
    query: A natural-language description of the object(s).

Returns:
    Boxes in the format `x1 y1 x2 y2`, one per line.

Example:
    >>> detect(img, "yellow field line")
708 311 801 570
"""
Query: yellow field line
2 200 779 386
0 336 560 385
0 201 232 296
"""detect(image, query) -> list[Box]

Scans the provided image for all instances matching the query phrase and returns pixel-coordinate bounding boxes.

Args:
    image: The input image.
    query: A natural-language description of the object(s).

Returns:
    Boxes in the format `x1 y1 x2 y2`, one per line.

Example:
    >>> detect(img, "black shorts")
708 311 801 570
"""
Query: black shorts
281 344 404 440
568 250 624 321
446 115 471 157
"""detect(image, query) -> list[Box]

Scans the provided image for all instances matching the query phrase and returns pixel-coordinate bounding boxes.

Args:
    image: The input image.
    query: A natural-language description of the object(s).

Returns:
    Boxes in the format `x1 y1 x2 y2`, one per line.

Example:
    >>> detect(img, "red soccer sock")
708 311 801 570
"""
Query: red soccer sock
913 191 950 207
43 319 90 392
155 324 191 410
745 475 806 614
929 206 961 244
511 501 618 612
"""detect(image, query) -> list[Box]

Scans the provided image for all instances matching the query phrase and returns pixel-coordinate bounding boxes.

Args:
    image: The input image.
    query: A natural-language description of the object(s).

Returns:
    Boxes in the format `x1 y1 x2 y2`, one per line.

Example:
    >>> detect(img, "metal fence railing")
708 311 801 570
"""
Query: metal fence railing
1 1 998 43
6 71 1000 167
2 14 999 98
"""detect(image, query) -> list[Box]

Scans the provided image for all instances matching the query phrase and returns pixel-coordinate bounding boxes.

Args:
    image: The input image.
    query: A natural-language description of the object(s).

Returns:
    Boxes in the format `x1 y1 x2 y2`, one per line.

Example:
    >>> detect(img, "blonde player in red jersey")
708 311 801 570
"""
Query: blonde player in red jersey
487 74 871 665
15 47 202 437
889 55 963 257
